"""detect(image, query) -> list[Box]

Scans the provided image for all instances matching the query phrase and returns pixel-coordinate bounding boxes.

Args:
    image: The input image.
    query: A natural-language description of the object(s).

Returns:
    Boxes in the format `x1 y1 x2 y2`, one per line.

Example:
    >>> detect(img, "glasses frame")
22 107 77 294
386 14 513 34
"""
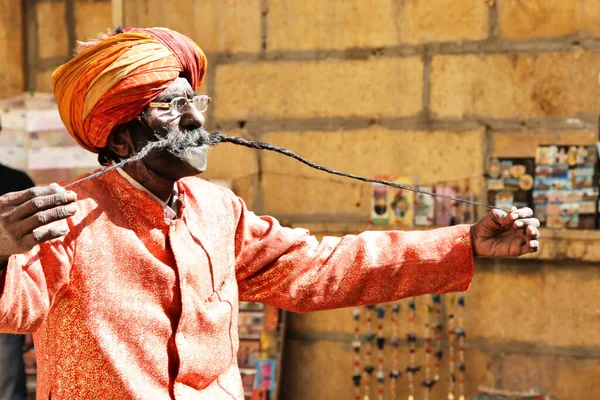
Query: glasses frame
148 95 211 116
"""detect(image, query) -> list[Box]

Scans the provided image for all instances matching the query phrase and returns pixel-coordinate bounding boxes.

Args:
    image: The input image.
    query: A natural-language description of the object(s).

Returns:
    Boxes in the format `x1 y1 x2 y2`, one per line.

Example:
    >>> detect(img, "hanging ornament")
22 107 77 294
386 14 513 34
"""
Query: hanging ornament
406 298 421 400
352 307 362 400
422 302 436 400
447 295 457 400
363 305 376 400
457 296 466 400
432 294 443 383
389 304 402 399
375 306 386 400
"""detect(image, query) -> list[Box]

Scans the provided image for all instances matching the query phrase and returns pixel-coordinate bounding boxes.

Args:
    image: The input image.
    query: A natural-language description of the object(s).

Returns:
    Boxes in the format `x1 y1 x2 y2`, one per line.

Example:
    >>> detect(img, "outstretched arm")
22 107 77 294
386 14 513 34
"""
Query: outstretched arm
234 198 474 313
234 197 539 313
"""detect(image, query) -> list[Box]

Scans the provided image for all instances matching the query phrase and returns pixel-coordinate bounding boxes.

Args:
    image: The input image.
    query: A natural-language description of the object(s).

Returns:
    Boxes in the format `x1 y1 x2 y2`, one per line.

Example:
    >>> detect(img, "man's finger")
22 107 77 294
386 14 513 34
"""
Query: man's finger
18 226 69 249
0 184 65 208
8 191 77 223
490 208 519 227
514 207 534 219
17 205 76 237
526 225 540 240
513 218 541 230
528 240 539 253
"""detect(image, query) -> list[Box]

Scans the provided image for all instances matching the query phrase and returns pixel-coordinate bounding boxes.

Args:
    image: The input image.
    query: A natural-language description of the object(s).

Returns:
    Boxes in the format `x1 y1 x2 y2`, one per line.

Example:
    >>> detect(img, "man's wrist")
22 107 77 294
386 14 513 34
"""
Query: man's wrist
469 224 478 257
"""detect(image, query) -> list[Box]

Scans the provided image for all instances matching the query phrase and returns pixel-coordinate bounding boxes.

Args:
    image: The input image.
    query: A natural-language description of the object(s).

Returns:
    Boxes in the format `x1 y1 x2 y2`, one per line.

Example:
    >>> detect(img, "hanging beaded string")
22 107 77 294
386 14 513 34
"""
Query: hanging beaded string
389 304 402 399
375 306 386 400
457 296 466 400
406 298 420 400
432 295 443 383
422 303 435 399
363 305 376 400
447 295 457 400
352 308 362 400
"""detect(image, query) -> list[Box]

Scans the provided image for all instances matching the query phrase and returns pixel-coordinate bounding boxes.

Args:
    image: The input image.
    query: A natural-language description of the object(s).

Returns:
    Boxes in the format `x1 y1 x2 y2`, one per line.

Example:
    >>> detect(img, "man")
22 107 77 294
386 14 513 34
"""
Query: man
0 28 540 399
0 163 34 400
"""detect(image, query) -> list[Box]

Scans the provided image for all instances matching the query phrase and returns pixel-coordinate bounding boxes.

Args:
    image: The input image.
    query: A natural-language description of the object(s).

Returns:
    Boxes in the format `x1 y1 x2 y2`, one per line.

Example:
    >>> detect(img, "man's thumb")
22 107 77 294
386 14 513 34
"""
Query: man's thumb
489 207 516 227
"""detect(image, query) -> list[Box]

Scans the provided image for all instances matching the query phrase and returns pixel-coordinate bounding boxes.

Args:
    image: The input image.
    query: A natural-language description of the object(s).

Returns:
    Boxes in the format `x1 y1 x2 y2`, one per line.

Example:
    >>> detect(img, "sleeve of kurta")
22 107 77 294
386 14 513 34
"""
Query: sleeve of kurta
0 233 73 333
234 197 474 313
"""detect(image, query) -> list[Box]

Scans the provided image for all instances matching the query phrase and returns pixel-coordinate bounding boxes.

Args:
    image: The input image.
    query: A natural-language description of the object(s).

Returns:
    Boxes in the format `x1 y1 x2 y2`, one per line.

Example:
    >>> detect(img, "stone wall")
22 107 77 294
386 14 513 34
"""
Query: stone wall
2 1 600 399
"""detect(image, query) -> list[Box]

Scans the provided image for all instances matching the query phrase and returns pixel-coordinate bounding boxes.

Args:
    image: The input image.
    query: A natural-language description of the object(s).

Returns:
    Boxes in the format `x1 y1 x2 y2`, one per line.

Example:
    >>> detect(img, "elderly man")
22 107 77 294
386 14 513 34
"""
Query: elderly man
0 28 539 399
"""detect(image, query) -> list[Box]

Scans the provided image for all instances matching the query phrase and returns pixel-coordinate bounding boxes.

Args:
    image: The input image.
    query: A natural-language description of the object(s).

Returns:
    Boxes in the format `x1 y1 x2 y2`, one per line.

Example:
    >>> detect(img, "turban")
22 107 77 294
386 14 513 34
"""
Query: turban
52 27 208 153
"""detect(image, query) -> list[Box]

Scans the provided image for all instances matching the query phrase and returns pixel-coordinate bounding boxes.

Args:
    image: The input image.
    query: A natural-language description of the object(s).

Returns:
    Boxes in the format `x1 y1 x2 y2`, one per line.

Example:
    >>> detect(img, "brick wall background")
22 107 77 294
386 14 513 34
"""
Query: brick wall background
1 1 600 399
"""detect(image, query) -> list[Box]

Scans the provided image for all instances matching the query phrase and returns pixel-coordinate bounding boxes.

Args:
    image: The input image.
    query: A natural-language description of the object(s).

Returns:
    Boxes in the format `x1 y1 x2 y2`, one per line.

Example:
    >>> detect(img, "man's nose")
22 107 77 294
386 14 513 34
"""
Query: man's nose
179 103 205 130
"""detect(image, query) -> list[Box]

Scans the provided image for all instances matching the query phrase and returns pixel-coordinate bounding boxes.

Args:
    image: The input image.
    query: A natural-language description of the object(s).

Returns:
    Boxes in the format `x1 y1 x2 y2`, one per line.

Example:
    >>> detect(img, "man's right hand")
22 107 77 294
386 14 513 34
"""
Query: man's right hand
0 183 77 266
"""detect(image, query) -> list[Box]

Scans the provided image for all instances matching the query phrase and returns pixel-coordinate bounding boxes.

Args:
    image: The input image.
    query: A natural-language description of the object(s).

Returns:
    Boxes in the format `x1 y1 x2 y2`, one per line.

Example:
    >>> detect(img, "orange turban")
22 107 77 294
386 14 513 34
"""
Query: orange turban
52 27 208 153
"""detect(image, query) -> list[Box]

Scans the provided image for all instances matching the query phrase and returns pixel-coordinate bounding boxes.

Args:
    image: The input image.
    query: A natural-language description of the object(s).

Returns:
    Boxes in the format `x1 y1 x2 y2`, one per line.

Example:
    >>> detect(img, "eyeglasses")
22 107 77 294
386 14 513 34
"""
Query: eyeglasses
148 95 211 116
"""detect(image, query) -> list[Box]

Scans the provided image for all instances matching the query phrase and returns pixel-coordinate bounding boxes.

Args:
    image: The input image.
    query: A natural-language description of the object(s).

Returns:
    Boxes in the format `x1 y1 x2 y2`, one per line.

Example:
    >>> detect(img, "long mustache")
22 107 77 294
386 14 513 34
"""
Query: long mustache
64 126 506 212
63 126 215 189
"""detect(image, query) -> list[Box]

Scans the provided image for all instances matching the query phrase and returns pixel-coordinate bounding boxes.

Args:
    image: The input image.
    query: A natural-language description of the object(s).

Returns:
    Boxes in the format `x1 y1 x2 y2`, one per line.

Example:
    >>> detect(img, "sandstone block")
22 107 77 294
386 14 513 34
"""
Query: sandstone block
214 57 423 120
0 0 24 97
466 261 600 348
492 130 598 158
260 128 484 218
501 354 600 399
35 71 54 93
267 0 488 50
37 2 68 60
124 0 261 53
498 0 600 39
431 51 600 118
75 1 112 42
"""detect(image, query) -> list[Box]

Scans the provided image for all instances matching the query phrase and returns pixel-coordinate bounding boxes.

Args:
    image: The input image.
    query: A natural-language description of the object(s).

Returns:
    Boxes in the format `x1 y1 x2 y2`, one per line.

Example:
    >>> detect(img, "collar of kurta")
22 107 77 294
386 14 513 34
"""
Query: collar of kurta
114 166 179 220
91 167 220 263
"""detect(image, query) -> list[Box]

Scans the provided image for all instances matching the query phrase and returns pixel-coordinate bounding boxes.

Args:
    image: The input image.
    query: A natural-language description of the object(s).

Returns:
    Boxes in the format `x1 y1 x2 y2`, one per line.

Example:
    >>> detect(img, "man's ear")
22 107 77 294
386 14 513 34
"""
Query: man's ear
106 124 135 158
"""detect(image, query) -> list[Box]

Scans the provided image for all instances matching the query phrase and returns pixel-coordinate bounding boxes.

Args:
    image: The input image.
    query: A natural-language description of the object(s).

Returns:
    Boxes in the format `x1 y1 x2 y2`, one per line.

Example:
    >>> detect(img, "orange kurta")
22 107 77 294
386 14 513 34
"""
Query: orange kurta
0 170 474 399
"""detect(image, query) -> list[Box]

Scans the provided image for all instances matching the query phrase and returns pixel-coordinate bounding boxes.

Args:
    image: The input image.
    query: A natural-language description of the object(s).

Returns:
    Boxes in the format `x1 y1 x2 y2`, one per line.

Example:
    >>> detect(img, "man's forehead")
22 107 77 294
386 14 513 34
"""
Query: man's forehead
157 78 194 99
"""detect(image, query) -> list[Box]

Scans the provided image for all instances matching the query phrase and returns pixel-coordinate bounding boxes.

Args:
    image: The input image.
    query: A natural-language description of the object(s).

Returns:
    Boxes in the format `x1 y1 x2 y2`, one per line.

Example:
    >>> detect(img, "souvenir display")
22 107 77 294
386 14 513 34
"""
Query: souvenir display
253 359 277 398
533 145 599 229
487 157 535 210
414 186 435 226
371 176 416 227
238 312 264 337
434 185 457 226
237 301 285 400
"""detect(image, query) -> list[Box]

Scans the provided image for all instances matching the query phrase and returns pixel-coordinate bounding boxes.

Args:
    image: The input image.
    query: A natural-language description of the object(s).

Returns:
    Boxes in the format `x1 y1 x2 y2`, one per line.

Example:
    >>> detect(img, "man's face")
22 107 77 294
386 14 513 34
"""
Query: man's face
129 77 209 181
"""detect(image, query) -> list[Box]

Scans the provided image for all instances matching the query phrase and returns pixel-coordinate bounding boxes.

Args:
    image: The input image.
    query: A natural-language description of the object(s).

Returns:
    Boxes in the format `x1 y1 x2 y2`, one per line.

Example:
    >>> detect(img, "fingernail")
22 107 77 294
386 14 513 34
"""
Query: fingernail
65 191 77 201
515 221 524 227
66 204 77 214
511 212 518 219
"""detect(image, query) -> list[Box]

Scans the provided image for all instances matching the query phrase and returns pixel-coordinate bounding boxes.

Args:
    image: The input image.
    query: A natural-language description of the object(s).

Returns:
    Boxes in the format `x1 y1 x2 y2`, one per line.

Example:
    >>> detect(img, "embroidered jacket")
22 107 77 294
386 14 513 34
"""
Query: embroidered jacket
0 170 473 399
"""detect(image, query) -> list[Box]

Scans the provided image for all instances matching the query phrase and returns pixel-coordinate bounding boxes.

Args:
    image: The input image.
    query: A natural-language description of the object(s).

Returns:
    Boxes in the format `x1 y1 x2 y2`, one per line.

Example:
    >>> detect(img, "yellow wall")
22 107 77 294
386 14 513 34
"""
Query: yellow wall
2 1 600 399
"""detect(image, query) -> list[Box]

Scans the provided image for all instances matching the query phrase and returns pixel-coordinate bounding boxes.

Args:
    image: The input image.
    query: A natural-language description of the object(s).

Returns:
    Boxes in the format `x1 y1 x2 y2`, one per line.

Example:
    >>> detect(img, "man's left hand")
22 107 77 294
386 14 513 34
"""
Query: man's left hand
470 207 540 257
